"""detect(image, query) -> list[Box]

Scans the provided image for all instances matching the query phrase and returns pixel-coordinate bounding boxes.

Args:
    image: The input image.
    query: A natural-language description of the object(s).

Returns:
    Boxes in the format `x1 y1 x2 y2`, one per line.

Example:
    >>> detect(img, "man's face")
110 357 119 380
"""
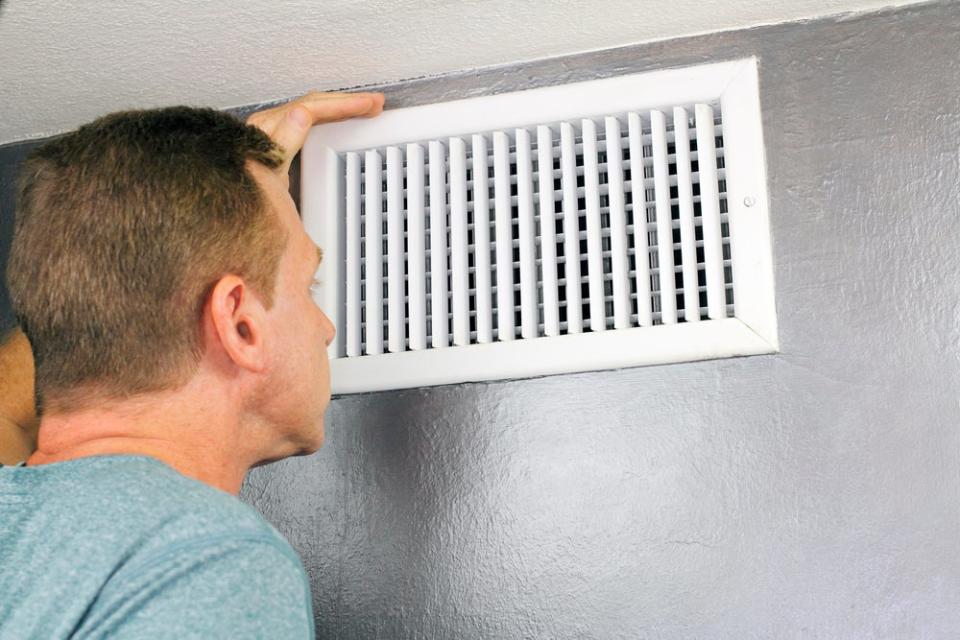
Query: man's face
250 162 335 456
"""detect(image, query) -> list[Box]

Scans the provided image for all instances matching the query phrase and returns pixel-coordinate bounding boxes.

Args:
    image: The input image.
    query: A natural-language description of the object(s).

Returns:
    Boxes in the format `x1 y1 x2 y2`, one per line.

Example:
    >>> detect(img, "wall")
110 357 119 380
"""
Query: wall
1 1 958 636
241 3 960 638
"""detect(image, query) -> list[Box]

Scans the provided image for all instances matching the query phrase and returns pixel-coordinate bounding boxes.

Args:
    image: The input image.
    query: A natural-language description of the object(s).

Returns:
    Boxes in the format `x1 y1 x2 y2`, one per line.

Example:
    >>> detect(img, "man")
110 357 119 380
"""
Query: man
0 91 384 638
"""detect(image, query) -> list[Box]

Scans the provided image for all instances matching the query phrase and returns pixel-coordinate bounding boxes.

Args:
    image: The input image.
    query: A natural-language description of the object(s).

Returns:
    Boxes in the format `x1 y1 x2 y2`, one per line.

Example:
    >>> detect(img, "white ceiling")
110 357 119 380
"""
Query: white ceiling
0 0 928 145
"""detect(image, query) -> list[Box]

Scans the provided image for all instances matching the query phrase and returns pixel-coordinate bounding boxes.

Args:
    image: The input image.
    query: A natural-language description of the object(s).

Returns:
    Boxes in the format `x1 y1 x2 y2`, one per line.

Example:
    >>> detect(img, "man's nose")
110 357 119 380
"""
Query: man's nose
322 311 336 347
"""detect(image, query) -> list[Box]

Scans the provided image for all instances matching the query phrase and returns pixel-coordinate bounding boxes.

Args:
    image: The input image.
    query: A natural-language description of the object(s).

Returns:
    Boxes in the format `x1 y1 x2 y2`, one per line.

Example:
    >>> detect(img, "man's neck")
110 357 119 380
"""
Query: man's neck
27 382 256 495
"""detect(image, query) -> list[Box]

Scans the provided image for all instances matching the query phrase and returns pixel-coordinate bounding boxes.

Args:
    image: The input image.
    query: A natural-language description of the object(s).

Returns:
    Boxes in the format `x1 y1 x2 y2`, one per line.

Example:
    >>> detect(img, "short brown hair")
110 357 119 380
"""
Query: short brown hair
7 107 287 412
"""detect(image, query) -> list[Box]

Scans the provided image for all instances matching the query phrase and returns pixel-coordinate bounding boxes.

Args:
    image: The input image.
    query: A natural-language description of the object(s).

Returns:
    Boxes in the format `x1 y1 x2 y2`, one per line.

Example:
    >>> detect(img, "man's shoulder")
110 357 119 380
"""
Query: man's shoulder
74 456 313 637
9 453 292 561
0 454 311 638
75 454 289 548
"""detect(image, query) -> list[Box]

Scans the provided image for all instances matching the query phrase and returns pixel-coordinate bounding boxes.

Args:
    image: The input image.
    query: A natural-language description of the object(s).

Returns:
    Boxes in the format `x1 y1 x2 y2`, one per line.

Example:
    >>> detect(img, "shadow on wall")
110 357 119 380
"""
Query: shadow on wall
0 143 34 336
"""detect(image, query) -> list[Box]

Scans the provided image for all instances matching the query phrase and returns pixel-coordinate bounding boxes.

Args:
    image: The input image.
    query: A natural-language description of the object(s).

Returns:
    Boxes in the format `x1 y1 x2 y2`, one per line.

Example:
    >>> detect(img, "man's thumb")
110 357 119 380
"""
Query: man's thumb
272 105 312 168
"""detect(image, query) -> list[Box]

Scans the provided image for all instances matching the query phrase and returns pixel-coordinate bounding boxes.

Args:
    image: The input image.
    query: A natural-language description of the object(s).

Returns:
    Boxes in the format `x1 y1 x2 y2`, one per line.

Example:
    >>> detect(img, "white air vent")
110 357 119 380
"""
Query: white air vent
302 58 776 394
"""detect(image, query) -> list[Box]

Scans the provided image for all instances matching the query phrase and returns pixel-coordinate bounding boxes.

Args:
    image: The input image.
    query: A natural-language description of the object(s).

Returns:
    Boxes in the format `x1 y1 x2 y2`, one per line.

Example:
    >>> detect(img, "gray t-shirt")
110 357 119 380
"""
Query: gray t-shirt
0 454 314 639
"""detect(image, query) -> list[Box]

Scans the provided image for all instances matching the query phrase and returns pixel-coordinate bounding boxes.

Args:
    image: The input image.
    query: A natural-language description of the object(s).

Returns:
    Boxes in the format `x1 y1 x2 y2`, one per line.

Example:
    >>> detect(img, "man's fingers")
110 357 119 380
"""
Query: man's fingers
295 92 385 124
246 92 386 173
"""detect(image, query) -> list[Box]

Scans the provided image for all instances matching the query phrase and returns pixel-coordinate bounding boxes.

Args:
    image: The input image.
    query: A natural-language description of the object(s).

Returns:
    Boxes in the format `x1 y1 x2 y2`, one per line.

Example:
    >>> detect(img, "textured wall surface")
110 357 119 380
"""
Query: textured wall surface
0 0 934 144
239 2 960 638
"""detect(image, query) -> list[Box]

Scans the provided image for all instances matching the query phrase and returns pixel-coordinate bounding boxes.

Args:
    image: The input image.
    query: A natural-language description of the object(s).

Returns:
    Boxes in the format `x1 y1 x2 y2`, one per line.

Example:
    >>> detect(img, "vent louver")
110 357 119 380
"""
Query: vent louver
303 58 777 394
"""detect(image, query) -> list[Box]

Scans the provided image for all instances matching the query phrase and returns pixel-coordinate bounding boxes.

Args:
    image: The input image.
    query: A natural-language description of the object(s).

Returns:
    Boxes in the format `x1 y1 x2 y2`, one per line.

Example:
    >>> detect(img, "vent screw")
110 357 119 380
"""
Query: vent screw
743 196 756 208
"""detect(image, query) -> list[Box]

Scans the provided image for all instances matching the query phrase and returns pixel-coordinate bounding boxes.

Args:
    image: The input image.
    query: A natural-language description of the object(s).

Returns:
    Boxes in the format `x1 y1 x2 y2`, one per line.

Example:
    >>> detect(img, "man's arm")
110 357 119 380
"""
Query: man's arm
0 327 38 464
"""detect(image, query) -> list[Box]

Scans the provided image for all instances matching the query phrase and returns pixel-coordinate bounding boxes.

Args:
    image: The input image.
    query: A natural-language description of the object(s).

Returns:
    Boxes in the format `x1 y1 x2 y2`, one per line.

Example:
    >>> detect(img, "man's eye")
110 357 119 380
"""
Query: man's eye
310 278 323 292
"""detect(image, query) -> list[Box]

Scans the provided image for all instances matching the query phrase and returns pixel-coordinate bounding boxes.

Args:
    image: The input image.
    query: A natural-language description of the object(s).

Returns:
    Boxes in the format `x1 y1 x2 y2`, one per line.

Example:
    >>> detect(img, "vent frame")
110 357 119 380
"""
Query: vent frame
302 58 777 394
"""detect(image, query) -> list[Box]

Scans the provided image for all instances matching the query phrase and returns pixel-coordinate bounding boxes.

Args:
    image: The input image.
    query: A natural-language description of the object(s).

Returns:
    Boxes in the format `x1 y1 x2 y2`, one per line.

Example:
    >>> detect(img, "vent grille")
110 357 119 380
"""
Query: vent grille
346 105 732 356
302 58 778 393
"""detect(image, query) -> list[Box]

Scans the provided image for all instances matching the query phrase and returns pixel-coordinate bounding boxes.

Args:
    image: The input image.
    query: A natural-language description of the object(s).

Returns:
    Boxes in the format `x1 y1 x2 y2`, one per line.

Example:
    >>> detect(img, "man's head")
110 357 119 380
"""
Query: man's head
7 106 330 438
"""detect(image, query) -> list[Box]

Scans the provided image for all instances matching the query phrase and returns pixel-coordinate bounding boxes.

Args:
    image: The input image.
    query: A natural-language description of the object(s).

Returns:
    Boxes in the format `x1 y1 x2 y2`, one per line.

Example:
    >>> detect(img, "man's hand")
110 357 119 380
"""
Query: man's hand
246 91 385 176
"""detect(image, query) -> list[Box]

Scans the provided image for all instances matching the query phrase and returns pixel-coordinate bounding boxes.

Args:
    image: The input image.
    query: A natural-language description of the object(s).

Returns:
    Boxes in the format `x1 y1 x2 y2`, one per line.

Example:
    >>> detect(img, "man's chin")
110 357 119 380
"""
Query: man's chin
296 419 325 456
298 438 324 456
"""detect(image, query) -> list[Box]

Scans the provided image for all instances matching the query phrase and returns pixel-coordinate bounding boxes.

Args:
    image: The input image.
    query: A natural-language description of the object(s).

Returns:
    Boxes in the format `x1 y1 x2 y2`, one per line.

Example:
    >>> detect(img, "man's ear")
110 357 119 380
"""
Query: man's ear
206 275 268 373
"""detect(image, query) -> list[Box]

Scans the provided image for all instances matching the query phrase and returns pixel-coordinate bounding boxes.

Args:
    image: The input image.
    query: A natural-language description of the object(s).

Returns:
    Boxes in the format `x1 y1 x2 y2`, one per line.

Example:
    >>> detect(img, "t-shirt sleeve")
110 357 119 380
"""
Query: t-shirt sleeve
73 534 315 640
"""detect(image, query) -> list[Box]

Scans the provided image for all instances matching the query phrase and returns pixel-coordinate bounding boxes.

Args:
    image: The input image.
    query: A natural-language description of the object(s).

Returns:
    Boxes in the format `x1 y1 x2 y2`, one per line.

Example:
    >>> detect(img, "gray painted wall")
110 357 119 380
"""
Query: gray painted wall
240 2 960 638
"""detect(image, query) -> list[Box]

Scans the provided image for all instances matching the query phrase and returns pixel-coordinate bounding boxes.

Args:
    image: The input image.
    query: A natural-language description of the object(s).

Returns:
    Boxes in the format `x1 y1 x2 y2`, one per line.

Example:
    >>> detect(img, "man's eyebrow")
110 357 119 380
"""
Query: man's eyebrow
314 244 324 268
